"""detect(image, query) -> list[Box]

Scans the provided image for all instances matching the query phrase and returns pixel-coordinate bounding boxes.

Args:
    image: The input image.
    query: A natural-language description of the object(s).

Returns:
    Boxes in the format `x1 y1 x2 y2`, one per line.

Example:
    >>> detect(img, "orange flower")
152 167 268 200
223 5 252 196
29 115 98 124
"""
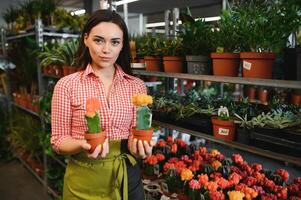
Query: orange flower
86 97 100 116
132 93 153 106
228 190 245 200
181 168 193 181
211 149 220 157
206 181 218 192
243 187 258 200
198 174 209 187
212 160 222 171
156 153 165 162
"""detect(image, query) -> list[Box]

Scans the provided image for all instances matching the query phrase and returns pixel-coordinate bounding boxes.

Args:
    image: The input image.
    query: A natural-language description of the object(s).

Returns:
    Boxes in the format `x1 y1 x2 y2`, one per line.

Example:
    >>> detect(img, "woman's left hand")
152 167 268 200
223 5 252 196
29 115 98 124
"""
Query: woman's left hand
128 135 156 159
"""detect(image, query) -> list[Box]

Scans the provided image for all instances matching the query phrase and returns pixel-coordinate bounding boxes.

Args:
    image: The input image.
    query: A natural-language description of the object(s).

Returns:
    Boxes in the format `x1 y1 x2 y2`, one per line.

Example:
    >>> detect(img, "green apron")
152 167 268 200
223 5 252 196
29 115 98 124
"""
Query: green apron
63 140 137 200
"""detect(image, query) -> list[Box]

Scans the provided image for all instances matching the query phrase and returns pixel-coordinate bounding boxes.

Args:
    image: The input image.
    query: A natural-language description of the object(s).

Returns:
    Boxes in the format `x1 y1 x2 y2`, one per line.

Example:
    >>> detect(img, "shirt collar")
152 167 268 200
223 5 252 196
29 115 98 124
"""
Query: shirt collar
82 63 134 82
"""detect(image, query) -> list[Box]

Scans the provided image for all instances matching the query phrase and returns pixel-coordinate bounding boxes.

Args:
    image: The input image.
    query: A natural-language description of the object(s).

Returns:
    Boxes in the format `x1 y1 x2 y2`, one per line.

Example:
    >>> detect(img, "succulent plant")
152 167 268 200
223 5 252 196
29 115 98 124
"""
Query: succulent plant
132 94 153 130
85 98 102 133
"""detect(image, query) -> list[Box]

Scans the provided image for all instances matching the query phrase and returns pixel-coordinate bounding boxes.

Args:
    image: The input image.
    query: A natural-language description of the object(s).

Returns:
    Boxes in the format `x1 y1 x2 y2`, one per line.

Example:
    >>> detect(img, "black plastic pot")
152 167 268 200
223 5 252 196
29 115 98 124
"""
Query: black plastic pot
236 127 250 144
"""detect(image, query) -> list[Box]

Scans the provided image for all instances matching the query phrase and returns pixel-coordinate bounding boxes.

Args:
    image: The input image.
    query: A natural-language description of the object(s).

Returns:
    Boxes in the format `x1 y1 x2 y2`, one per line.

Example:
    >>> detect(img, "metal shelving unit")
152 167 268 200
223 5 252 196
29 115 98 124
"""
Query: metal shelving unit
133 70 301 89
12 102 40 118
2 19 79 198
153 120 301 167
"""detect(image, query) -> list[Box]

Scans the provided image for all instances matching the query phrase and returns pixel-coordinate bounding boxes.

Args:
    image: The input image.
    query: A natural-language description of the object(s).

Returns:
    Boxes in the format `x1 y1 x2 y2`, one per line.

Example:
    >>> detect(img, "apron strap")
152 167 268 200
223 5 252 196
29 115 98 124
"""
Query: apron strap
113 153 137 200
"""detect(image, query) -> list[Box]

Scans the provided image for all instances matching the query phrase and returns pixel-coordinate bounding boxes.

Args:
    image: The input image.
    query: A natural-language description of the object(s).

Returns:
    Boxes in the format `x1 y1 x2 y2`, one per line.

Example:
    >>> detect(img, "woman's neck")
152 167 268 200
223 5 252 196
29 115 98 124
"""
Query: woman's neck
91 63 115 80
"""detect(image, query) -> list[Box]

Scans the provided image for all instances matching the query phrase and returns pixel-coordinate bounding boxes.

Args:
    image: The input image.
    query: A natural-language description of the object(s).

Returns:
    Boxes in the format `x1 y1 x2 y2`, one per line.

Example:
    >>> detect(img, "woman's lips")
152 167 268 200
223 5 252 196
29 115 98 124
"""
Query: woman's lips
100 57 112 61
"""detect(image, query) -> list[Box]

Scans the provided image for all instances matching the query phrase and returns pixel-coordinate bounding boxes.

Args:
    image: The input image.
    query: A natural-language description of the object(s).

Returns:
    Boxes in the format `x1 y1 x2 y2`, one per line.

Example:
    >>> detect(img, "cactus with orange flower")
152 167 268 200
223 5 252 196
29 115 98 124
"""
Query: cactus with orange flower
85 97 102 133
132 93 153 130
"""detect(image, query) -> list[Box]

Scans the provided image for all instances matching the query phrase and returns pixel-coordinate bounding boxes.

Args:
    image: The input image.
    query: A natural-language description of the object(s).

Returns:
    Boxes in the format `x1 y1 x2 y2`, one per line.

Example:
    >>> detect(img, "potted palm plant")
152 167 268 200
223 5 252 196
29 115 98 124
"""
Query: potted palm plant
235 0 301 79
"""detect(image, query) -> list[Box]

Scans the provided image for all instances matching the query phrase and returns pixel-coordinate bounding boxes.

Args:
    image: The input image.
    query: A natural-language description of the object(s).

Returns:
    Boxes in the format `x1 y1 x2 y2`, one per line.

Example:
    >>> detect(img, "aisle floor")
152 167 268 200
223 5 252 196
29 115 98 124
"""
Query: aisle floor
0 159 52 200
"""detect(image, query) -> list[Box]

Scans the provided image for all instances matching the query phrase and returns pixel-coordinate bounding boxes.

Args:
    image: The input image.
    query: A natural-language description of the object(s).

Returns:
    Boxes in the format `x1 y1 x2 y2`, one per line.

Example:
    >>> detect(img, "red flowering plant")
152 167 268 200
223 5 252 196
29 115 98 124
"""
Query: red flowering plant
143 137 301 199
144 155 158 176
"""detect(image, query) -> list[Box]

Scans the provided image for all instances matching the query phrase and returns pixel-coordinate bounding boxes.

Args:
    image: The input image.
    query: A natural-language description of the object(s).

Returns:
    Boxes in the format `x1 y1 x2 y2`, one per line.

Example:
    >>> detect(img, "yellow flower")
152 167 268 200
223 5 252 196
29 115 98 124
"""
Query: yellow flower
132 93 153 106
228 191 245 200
211 149 220 157
212 160 222 171
181 168 193 181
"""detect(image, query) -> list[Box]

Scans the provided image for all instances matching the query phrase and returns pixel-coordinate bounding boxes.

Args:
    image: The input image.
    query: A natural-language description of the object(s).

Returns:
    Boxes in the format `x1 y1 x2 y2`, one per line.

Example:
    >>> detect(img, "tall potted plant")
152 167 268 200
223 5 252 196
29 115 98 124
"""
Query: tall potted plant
210 10 240 77
179 17 212 75
161 37 185 73
235 0 301 79
139 34 163 72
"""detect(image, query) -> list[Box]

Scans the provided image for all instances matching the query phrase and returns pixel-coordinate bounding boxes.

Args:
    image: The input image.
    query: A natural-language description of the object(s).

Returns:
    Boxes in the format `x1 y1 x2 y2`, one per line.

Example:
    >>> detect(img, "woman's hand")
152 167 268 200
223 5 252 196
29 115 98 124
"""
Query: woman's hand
128 135 156 159
79 138 109 159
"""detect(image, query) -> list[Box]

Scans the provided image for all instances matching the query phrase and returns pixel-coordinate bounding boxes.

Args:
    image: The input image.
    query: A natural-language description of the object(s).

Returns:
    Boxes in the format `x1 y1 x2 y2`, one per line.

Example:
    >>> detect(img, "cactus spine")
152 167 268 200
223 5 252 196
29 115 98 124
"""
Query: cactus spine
85 113 102 133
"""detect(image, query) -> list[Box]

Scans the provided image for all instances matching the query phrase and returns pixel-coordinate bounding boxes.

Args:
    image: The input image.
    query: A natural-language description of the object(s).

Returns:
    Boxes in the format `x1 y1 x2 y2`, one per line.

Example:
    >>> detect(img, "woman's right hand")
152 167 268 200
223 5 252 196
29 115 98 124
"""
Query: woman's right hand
79 138 109 159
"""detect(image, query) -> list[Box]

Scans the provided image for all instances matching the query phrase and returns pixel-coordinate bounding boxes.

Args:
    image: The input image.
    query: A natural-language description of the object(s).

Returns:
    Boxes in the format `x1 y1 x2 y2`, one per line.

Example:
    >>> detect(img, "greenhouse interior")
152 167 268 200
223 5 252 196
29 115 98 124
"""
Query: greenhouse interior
0 0 301 200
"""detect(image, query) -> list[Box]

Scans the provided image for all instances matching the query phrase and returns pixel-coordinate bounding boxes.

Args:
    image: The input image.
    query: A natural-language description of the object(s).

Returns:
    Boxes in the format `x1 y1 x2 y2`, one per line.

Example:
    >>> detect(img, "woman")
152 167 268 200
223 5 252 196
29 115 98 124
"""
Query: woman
51 9 154 200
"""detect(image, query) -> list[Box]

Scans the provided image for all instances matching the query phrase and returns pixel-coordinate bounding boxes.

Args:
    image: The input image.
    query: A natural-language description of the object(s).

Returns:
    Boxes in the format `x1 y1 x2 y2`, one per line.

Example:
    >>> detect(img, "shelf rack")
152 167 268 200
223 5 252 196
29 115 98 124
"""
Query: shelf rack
153 120 301 167
133 70 301 89
12 102 40 118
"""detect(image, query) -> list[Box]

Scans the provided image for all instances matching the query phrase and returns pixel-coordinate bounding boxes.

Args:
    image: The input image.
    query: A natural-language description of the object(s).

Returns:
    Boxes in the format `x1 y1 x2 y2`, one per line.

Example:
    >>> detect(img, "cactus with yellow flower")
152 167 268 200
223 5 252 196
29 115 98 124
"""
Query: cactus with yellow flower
131 93 154 141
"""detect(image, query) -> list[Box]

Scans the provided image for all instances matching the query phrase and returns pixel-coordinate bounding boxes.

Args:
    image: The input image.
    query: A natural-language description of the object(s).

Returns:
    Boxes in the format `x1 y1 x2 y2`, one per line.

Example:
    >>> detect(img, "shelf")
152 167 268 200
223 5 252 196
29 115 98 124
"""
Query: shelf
12 102 40 118
14 153 59 198
42 32 80 38
47 154 67 168
153 120 301 167
6 32 35 41
133 70 301 89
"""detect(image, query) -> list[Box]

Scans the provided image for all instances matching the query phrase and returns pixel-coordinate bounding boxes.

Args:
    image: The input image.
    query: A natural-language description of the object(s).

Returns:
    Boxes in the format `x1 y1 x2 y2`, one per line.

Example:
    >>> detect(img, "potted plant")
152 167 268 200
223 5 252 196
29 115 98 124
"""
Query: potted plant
161 37 185 73
131 93 154 142
188 179 201 200
210 10 240 77
139 34 163 71
211 106 236 141
84 97 106 153
234 0 301 79
291 89 301 105
179 17 212 75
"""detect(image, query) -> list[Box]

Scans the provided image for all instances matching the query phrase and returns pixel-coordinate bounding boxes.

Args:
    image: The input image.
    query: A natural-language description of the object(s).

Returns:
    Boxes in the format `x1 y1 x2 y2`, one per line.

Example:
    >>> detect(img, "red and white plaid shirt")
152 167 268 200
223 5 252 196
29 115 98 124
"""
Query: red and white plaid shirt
51 64 146 152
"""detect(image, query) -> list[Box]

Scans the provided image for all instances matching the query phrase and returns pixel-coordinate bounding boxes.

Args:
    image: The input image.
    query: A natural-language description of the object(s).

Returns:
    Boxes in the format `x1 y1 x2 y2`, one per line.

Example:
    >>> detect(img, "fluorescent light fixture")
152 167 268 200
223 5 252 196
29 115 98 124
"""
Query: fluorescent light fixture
114 0 139 6
71 9 86 16
145 16 221 28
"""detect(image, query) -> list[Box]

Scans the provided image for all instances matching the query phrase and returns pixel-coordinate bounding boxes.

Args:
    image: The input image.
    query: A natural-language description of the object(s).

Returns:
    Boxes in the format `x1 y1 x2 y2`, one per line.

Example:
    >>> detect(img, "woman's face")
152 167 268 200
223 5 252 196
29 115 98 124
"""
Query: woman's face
84 22 123 69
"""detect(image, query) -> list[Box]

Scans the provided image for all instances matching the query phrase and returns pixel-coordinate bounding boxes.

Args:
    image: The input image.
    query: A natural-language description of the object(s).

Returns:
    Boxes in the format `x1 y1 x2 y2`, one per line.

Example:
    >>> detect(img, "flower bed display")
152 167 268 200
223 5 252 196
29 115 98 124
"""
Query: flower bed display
143 137 301 200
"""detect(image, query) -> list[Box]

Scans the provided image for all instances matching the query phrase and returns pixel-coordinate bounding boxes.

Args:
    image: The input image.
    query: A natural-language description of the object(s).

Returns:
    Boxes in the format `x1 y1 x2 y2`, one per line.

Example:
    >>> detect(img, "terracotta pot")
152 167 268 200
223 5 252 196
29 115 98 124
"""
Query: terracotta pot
144 56 162 71
258 89 268 105
63 65 70 76
131 127 154 142
84 132 106 153
163 56 185 73
246 87 256 102
240 52 275 79
211 53 240 77
291 94 301 105
211 117 236 141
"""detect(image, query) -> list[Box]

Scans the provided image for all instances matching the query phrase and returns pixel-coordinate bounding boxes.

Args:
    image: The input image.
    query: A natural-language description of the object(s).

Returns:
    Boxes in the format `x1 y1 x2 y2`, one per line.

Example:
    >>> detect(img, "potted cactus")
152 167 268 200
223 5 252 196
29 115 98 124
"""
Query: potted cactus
131 93 154 142
84 97 106 153
211 106 236 141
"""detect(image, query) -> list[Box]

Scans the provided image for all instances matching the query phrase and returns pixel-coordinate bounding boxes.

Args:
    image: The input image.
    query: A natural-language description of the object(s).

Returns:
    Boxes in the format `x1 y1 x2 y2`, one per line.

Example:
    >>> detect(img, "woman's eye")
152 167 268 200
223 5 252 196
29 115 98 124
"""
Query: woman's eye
111 40 120 46
94 39 104 44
